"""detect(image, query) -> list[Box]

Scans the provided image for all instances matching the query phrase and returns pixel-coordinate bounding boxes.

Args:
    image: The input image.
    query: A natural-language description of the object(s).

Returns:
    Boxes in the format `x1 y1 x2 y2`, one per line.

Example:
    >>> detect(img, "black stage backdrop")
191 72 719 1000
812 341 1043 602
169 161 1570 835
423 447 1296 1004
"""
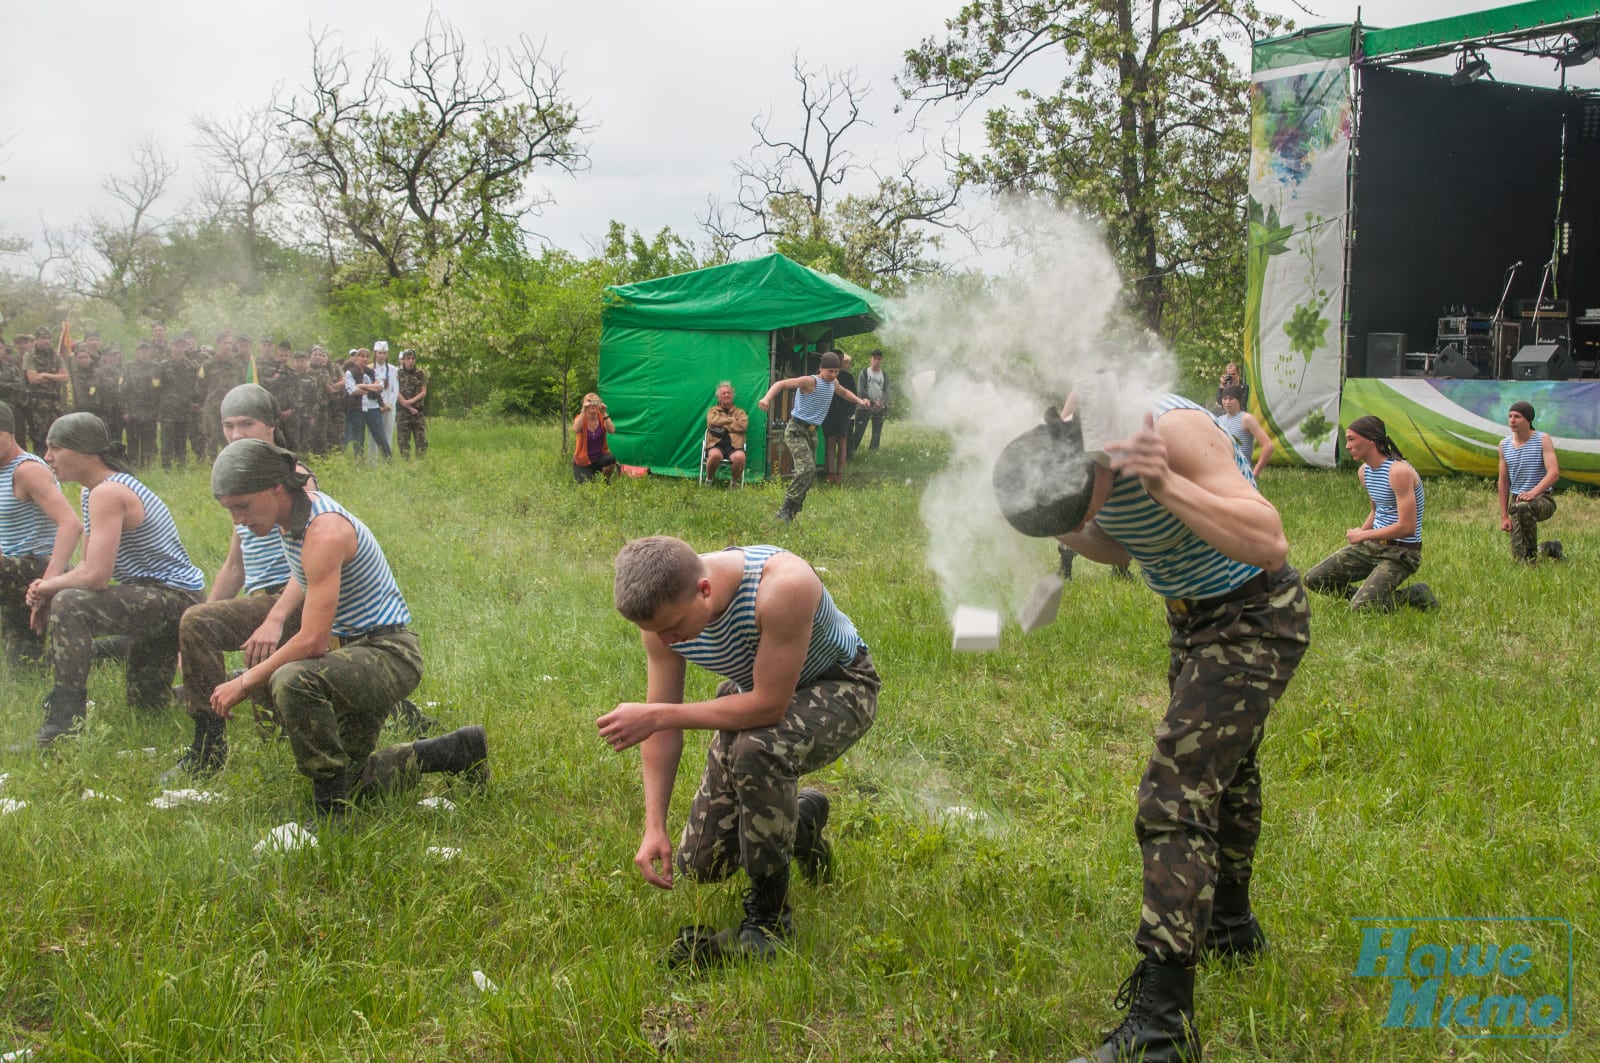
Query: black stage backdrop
1348 65 1597 374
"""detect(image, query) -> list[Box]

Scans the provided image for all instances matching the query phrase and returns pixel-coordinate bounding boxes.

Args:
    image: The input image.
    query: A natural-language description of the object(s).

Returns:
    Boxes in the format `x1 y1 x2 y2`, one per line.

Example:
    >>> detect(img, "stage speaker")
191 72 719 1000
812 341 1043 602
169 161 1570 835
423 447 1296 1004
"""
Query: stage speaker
1434 344 1478 379
1512 343 1576 381
1366 332 1406 377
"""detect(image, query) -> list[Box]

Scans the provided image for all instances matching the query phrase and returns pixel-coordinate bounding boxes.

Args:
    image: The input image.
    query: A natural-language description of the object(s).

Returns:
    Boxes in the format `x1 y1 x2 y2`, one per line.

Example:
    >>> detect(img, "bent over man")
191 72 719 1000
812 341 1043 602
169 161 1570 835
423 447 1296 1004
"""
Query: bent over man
599 537 879 965
996 392 1310 1063
205 439 485 817
27 413 206 746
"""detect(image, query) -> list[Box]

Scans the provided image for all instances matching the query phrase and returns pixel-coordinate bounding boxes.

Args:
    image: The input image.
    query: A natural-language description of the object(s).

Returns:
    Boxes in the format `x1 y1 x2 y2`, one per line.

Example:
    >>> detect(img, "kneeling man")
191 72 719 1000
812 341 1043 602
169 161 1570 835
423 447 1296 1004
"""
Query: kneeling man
599 537 879 963
205 439 485 817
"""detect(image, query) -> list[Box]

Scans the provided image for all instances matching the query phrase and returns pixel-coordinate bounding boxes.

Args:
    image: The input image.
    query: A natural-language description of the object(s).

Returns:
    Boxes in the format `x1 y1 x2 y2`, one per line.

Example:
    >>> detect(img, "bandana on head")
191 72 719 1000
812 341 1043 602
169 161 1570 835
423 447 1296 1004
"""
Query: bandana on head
47 413 129 473
1510 401 1536 425
1348 415 1402 459
211 438 309 497
0 401 13 436
220 383 279 425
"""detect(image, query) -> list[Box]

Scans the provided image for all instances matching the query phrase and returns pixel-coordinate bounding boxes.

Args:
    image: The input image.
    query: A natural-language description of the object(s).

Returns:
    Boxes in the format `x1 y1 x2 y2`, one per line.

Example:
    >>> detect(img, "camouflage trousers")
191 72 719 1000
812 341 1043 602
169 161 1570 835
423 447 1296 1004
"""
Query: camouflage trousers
24 401 61 457
48 582 203 708
0 553 48 663
782 419 820 513
178 590 302 725
396 412 427 458
677 649 880 882
126 420 158 467
1508 494 1556 560
1135 566 1310 964
1304 540 1422 611
160 416 203 469
269 628 422 787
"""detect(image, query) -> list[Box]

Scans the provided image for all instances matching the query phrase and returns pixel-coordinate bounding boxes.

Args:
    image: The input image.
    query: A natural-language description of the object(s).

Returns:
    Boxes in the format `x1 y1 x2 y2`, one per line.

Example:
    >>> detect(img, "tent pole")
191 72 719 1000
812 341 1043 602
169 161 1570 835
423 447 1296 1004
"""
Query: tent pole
767 330 779 480
1341 22 1363 388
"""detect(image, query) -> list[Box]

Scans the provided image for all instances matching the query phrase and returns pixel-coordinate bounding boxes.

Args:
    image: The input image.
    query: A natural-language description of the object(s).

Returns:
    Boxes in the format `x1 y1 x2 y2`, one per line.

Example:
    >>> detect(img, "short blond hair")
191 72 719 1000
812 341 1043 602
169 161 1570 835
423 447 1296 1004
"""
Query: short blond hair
614 536 704 622
582 392 604 409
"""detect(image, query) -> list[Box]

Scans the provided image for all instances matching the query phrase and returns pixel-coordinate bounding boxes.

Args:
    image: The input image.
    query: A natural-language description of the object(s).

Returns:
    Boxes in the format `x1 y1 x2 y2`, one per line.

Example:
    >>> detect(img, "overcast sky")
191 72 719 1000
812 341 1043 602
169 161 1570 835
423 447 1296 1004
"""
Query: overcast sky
3 0 1594 272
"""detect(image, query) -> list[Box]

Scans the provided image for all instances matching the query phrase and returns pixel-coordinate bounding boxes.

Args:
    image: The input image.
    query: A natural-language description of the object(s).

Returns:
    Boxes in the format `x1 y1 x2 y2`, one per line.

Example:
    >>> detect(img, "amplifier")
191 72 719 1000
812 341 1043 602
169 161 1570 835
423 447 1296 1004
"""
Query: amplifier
1437 316 1467 338
1517 298 1568 316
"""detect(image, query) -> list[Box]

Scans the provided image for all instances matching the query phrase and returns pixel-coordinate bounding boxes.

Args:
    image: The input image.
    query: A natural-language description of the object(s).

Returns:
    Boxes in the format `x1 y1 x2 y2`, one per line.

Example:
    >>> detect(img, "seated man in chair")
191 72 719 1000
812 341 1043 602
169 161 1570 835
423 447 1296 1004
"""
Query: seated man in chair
703 381 748 486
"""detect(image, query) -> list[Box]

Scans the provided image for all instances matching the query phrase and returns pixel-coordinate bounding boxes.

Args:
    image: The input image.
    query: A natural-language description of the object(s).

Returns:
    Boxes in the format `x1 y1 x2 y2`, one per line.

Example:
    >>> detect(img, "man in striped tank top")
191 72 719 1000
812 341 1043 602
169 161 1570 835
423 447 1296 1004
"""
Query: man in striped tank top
1216 388 1273 480
204 439 486 819
0 401 82 665
1497 400 1562 562
997 394 1309 1063
24 413 206 747
1305 416 1439 611
600 536 879 965
759 352 870 522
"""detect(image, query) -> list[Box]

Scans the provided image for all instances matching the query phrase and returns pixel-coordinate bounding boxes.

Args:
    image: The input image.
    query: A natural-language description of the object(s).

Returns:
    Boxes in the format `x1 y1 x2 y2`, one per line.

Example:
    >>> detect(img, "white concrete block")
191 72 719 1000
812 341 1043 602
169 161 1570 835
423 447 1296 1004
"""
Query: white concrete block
951 604 1001 652
1019 575 1065 633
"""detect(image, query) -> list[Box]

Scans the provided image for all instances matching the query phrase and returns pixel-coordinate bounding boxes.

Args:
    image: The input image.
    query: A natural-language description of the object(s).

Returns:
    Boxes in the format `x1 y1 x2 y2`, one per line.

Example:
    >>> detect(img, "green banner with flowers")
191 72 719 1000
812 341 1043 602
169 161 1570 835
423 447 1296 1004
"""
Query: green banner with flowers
1246 28 1355 468
1341 378 1600 484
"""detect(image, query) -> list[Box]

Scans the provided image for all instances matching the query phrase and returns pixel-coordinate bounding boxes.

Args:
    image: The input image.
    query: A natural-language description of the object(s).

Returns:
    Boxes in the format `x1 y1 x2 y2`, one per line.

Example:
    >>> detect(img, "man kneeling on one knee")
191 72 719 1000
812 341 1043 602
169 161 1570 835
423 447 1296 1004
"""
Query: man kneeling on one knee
205 439 486 818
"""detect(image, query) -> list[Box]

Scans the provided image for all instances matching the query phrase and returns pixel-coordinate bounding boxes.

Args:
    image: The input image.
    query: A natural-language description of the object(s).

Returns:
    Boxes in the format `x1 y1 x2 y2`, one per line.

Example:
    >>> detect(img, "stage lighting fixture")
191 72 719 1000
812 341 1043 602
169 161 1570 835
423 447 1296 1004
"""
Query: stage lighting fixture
1452 51 1492 85
1559 39 1599 67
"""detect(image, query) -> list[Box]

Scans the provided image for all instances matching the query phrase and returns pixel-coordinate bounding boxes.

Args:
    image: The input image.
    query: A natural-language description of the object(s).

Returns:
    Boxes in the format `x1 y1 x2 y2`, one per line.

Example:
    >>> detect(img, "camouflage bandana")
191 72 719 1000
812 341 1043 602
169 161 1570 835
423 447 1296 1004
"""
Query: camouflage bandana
47 413 130 472
211 438 309 497
220 383 279 424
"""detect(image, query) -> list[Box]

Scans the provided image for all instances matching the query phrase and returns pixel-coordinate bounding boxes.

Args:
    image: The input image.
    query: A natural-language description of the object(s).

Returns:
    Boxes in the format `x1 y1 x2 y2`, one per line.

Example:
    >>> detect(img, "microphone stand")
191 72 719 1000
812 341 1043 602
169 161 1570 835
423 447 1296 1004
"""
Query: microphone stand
1492 262 1518 379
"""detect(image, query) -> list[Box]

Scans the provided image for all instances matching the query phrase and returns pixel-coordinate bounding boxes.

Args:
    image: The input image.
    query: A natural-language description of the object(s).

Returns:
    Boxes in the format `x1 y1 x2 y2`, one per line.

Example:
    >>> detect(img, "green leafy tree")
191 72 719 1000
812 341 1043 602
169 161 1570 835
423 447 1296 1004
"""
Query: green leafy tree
277 13 592 280
901 0 1289 340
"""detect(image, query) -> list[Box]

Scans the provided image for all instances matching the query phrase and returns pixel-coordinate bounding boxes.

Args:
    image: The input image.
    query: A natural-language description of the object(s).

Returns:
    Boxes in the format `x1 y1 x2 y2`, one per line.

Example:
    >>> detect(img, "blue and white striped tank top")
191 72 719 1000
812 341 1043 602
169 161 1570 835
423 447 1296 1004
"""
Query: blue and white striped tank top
238 526 291 594
1217 411 1254 466
790 377 835 426
282 492 410 637
671 545 865 693
0 452 57 559
1500 432 1548 495
80 473 205 590
1362 459 1423 544
1093 395 1262 599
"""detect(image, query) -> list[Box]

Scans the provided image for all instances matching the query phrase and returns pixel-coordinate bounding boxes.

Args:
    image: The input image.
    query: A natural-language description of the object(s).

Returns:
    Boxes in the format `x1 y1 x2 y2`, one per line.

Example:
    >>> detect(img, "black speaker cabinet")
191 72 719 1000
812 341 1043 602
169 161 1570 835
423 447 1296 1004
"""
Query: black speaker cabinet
1366 332 1406 377
1434 344 1478 379
1512 343 1576 381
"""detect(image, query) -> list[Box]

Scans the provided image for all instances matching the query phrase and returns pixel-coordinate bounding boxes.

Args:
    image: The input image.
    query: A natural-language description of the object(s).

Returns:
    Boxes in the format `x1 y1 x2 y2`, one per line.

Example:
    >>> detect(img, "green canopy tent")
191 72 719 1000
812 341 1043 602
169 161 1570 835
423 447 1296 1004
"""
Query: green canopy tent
598 253 886 480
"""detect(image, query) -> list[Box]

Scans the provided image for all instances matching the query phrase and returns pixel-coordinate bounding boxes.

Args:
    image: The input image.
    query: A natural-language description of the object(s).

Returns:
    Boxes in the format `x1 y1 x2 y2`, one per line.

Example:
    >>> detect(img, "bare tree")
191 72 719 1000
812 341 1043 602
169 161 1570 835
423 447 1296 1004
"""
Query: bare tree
74 138 175 311
702 56 963 290
276 13 592 279
192 105 292 274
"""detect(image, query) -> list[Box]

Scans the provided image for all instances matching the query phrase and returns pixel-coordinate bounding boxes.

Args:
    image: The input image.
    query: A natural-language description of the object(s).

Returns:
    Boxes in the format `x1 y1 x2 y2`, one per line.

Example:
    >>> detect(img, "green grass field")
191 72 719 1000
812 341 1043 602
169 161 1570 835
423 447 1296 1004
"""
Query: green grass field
0 418 1594 1061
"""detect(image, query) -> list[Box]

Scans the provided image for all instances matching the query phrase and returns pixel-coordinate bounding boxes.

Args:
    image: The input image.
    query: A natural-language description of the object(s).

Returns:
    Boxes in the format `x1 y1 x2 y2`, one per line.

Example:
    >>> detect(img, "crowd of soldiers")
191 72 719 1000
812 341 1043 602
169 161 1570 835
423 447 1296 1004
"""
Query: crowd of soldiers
0 324 430 466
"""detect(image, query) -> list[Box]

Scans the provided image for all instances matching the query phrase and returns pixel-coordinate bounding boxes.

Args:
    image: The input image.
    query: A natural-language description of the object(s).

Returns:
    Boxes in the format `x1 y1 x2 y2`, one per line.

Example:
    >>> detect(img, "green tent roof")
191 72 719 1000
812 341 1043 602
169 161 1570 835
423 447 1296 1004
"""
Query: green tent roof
600 253 887 334
1362 0 1600 61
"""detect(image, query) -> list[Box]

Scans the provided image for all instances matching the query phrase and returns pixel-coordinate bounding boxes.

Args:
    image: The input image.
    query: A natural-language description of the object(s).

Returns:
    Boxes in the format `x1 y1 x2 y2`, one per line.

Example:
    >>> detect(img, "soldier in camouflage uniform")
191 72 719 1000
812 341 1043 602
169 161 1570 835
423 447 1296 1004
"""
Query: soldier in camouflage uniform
199 342 246 458
95 345 124 449
997 393 1309 1063
0 340 28 446
157 341 200 470
24 329 69 456
600 536 878 966
121 342 161 467
205 438 487 818
285 351 322 454
395 349 429 458
308 347 339 454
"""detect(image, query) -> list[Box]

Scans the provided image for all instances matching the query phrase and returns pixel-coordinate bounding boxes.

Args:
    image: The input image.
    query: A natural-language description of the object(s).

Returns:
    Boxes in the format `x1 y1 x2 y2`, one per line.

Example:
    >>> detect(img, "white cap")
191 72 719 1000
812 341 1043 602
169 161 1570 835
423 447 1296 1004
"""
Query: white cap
373 340 389 352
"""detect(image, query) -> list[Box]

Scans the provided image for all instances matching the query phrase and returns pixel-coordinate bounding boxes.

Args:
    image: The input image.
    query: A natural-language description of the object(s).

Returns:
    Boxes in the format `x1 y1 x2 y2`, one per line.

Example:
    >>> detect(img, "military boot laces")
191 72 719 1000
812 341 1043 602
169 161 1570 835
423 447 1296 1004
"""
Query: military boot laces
35 687 88 749
794 789 834 885
1069 957 1201 1063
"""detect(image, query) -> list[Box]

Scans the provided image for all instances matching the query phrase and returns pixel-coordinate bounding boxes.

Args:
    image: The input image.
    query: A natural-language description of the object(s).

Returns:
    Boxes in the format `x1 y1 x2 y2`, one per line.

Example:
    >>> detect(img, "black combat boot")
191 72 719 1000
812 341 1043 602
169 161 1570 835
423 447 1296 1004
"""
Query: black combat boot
699 865 795 964
774 503 795 523
388 698 436 737
311 769 351 821
1540 540 1565 561
1404 583 1440 611
413 725 489 784
1069 957 1201 1063
1203 877 1266 963
161 713 228 783
35 686 88 748
794 789 834 884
